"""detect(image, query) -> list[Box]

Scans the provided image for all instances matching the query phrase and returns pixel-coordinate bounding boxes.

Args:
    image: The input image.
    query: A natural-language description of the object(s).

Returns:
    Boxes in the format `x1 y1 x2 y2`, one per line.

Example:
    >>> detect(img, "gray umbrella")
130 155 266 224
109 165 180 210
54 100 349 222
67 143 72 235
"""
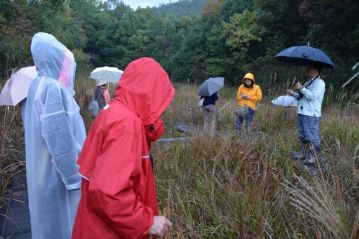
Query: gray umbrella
198 77 224 96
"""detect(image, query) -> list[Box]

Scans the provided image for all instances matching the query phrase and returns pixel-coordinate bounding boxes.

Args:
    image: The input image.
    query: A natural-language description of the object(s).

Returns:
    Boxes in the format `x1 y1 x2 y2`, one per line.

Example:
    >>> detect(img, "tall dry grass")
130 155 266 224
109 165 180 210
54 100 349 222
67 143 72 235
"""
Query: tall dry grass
154 84 359 238
0 78 358 238
0 106 25 215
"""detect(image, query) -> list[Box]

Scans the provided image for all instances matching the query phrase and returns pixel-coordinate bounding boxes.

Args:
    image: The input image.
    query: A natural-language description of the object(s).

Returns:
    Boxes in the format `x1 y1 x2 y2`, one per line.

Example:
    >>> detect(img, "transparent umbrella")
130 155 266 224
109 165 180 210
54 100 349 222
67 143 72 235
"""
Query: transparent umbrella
0 66 37 106
90 66 123 86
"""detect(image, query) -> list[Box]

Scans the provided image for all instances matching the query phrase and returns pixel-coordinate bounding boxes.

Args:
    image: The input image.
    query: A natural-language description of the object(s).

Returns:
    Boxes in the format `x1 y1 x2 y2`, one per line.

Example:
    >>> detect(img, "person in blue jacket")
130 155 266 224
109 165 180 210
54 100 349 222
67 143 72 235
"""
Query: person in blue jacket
288 64 325 165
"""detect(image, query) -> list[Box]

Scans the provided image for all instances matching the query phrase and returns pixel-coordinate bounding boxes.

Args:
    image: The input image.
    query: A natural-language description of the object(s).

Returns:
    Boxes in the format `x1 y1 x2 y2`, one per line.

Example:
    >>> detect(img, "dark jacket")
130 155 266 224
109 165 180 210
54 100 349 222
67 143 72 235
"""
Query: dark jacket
201 92 218 107
95 86 106 109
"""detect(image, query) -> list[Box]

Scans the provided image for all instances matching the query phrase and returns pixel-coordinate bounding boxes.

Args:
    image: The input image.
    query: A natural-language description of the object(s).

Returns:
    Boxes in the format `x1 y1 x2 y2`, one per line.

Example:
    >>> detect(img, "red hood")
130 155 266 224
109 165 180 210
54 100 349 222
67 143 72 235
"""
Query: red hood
73 58 175 238
114 57 175 125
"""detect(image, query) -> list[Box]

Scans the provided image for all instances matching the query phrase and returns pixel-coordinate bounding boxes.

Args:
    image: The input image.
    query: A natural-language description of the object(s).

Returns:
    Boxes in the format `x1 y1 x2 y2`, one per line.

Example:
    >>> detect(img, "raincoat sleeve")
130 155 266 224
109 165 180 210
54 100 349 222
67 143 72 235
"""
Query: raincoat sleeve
236 86 243 102
87 129 154 238
251 85 262 103
40 83 81 190
300 80 325 101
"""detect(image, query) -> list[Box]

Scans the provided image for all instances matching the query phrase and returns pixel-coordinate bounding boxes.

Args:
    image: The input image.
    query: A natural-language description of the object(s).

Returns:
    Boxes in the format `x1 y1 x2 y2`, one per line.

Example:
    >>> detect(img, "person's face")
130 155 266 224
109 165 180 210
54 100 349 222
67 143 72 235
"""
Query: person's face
305 67 319 79
244 79 253 87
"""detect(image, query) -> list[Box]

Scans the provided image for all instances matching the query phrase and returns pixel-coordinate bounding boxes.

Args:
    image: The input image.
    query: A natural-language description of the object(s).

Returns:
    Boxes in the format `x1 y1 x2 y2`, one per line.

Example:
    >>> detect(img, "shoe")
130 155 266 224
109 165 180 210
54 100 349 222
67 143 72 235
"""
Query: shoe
289 144 307 160
305 154 328 175
304 164 320 176
303 147 318 165
303 157 315 165
289 150 306 160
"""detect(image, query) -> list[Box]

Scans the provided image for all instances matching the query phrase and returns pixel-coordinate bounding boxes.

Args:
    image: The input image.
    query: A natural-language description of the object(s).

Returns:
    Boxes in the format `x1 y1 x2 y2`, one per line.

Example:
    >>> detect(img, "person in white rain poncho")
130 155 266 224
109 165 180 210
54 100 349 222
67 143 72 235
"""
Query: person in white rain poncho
24 32 86 239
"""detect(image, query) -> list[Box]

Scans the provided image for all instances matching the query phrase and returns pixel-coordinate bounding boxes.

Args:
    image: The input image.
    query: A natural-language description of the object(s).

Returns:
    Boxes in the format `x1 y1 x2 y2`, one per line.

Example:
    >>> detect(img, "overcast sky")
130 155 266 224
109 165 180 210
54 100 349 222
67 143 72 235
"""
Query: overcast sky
120 0 179 9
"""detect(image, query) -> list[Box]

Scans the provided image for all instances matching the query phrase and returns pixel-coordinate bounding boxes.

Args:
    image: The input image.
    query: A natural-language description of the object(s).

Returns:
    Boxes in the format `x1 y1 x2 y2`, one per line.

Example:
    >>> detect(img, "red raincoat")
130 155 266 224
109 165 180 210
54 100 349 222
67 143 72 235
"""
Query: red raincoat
72 58 175 239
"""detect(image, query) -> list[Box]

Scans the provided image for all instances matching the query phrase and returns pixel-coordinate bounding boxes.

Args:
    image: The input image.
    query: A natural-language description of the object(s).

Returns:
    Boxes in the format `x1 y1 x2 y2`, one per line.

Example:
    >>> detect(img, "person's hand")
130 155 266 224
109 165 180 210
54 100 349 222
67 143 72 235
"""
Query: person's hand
294 82 303 90
241 94 249 100
149 216 172 237
287 89 296 96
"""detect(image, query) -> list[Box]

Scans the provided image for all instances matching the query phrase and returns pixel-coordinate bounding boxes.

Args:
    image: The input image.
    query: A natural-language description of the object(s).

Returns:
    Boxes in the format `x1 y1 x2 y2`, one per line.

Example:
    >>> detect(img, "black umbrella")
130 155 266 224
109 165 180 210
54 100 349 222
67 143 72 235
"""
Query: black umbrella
275 45 334 69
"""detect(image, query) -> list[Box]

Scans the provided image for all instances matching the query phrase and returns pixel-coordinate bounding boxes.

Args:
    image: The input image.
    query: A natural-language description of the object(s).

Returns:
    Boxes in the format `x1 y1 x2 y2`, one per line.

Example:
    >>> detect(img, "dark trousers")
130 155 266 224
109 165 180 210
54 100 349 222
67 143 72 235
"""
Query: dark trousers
236 108 255 131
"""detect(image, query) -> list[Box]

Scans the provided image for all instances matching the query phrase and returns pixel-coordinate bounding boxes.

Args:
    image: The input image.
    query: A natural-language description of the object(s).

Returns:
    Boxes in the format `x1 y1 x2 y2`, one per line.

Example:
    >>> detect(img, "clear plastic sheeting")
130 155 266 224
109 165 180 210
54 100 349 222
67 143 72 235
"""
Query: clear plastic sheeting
24 32 86 239
31 33 76 95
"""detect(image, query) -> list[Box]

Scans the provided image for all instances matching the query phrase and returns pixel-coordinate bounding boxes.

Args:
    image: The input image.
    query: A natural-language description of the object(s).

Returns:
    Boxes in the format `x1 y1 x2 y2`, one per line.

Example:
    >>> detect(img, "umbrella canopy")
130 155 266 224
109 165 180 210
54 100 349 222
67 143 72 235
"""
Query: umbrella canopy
199 77 224 96
271 95 298 107
0 66 37 106
275 46 334 69
90 66 123 86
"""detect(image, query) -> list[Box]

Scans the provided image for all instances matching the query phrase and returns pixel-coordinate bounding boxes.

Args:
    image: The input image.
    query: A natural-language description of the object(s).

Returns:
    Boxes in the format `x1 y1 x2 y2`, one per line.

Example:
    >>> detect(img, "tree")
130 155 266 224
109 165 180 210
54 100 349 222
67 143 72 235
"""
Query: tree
222 10 266 72
169 18 207 82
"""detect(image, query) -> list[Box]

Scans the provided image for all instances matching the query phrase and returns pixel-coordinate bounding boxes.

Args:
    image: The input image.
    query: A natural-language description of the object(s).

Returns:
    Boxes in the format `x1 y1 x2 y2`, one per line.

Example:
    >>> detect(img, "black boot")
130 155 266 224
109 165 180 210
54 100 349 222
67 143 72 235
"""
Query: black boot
303 145 320 165
289 143 308 160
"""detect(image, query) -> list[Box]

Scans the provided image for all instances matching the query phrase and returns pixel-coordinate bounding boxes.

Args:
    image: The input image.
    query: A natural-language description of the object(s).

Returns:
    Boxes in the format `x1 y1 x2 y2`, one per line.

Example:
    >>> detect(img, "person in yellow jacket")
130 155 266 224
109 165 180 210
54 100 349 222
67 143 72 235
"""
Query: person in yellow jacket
236 72 262 131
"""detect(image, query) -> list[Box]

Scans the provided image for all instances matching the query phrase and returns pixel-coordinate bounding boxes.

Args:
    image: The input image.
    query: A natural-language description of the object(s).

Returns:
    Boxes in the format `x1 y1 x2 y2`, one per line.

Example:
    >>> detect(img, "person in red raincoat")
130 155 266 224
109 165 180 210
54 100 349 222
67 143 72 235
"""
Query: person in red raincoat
72 57 175 239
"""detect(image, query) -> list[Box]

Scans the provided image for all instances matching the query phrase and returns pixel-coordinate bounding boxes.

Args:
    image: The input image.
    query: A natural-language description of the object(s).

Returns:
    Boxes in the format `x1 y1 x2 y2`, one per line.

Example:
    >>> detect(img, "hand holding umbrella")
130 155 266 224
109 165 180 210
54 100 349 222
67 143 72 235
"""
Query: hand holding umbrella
287 89 298 97
294 82 303 90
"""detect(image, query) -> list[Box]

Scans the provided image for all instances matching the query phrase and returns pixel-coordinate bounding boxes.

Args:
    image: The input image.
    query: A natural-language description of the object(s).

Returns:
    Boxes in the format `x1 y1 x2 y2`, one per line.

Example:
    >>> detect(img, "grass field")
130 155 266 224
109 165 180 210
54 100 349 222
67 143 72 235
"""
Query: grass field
154 84 359 238
0 75 358 238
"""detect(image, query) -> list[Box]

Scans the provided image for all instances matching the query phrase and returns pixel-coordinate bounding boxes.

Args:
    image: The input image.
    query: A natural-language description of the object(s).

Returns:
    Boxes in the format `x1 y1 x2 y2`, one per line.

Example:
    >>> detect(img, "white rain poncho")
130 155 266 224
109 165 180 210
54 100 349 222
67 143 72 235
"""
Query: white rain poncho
24 32 86 239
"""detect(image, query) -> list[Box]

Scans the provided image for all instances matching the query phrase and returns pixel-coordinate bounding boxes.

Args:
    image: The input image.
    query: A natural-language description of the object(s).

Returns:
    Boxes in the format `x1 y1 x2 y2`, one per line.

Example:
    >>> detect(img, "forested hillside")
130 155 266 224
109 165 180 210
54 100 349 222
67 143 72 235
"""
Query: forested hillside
155 0 207 18
1 0 359 91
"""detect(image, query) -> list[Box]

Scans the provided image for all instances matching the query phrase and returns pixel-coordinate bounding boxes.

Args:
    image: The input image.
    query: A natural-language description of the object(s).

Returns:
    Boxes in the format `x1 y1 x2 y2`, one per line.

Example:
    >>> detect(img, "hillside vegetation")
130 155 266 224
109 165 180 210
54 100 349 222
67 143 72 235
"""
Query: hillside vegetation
1 0 359 90
155 0 207 18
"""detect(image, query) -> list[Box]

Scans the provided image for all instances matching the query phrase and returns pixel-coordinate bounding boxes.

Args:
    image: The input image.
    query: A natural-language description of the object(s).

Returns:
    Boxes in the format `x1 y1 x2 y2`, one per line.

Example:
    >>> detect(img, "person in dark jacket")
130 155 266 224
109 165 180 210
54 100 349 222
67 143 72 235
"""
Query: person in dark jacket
201 92 218 136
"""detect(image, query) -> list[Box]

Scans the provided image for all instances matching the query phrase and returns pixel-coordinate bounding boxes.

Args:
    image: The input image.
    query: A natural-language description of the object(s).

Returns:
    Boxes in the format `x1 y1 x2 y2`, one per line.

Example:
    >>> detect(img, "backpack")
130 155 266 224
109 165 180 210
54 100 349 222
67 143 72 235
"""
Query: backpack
88 88 105 118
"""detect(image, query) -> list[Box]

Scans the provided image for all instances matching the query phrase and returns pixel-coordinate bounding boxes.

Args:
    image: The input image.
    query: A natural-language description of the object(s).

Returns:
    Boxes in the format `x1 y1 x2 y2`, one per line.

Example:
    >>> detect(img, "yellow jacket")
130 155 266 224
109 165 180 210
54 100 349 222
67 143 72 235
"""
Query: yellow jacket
236 83 262 110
